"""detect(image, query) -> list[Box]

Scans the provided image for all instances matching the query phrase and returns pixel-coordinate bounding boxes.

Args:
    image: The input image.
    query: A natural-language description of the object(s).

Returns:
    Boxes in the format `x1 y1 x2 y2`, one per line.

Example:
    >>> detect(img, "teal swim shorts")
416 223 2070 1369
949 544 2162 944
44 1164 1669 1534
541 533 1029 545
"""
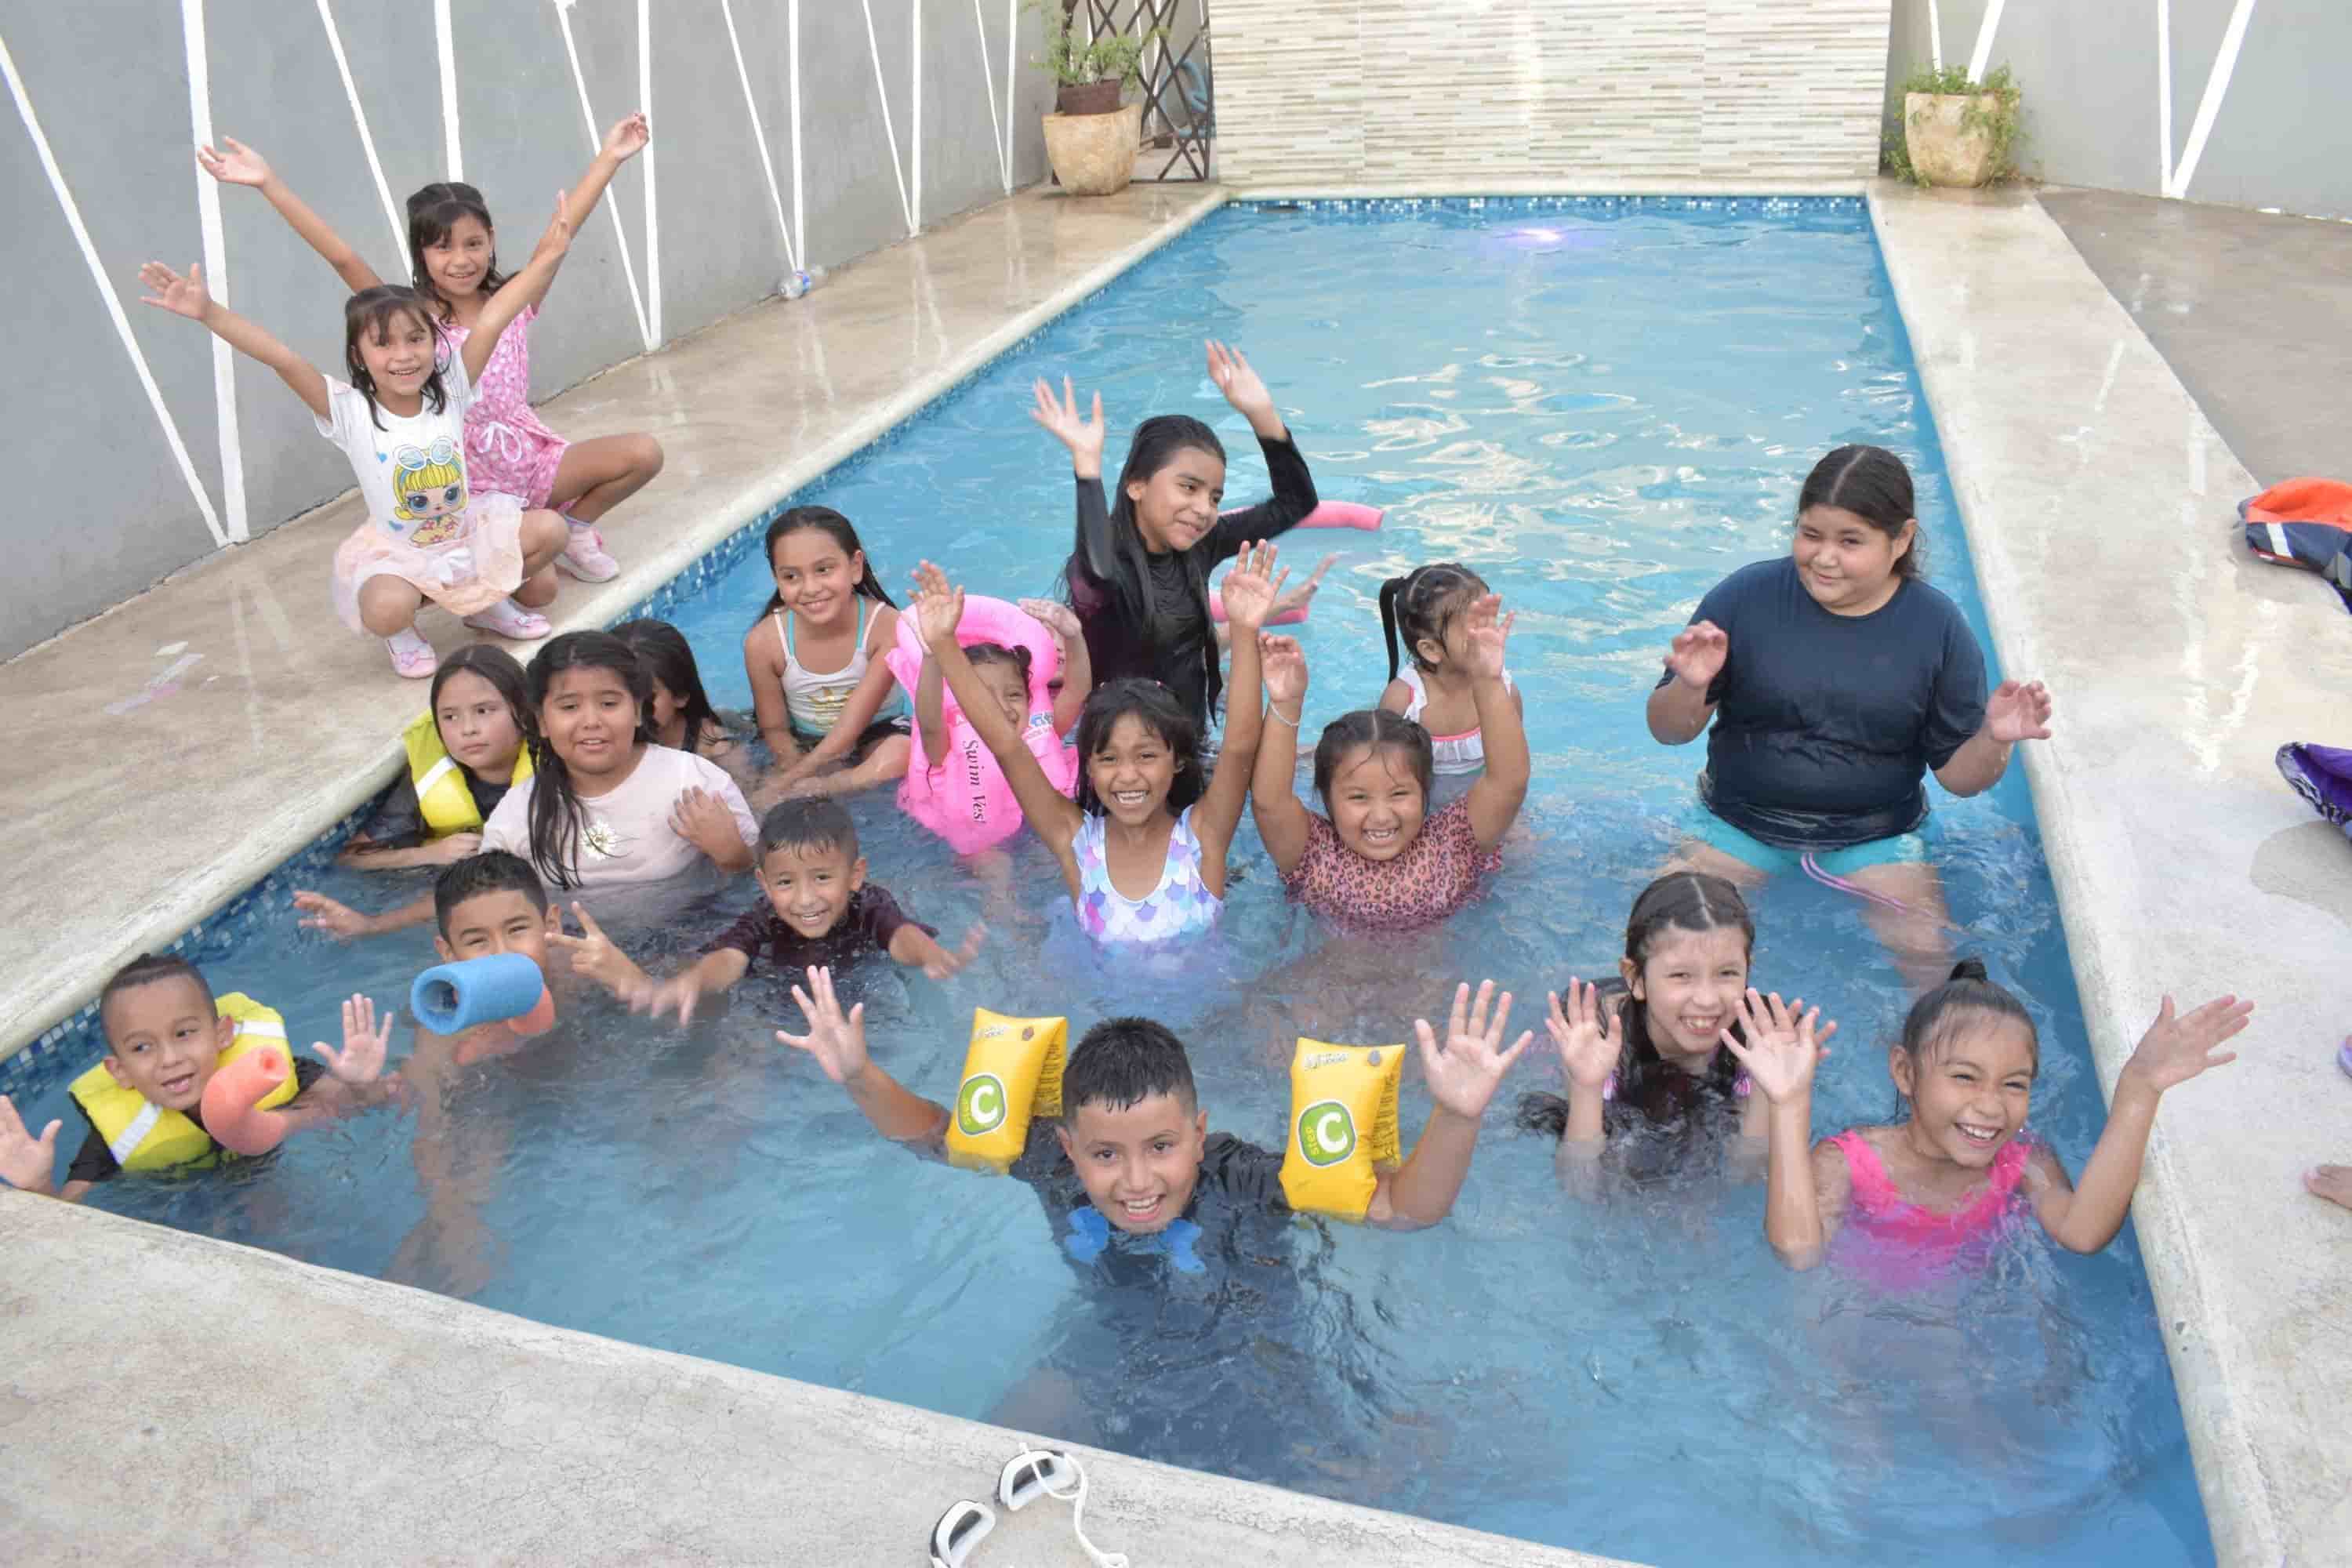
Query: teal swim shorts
1684 805 1927 877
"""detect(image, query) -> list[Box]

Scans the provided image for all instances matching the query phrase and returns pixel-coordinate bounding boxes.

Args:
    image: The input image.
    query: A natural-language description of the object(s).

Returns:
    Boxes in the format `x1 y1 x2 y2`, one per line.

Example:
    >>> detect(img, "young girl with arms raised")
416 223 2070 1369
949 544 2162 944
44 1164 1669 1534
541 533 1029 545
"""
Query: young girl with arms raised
1733 961 2251 1279
1252 596 1528 933
1033 341 1318 734
140 201 577 675
198 117 663 587
341 645 535 871
742 507 911 800
1377 562 1523 804
908 545 1284 945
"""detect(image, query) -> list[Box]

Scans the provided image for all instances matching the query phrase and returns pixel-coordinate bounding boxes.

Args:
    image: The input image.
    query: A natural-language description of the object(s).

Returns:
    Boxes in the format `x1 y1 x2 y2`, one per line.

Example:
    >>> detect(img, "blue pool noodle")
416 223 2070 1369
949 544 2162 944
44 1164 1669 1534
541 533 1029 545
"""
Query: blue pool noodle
410 953 547 1033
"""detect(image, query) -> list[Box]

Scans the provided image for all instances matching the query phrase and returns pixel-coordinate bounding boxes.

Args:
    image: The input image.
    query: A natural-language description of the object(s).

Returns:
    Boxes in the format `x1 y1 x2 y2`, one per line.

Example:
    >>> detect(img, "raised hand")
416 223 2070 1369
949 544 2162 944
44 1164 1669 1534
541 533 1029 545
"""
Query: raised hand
1718 989 1828 1106
670 787 742 863
194 136 272 187
1259 633 1308 709
1015 597 1082 640
924 924 987 982
0 1094 61 1194
909 560 967 648
136 261 212 321
293 890 372 941
1545 979 1622 1093
1205 339 1275 423
775 966 869 1083
1459 592 1515 682
1413 980 1535 1121
314 993 395 1084
1217 539 1290 634
601 111 651 163
1985 679 2054 744
546 902 641 994
1029 375 1106 476
2118 993 2252 1096
1272 552 1338 621
1663 621 1729 692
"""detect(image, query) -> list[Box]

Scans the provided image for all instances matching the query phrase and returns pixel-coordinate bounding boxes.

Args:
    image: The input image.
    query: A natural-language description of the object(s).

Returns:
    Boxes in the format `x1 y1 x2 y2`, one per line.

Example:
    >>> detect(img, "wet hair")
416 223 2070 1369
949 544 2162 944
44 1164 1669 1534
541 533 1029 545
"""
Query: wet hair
1517 873 1757 1140
1379 562 1489 681
1891 959 2040 1110
757 798 858 862
405 181 509 322
1063 416 1231 713
428 644 532 765
1310 709 1436 817
1061 1016 1199 1120
964 642 1035 691
1797 444 1922 579
524 632 655 890
98 954 215 1043
1073 677 1205 816
433 850 550 935
613 619 725 756
343 285 449 430
756 506 896 620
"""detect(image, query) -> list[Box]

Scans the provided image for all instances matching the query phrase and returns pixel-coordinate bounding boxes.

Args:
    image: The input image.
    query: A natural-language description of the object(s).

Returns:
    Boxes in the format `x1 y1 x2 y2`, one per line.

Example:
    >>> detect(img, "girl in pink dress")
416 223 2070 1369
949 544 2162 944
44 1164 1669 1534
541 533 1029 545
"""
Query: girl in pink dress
198 114 664 586
1733 961 2252 1287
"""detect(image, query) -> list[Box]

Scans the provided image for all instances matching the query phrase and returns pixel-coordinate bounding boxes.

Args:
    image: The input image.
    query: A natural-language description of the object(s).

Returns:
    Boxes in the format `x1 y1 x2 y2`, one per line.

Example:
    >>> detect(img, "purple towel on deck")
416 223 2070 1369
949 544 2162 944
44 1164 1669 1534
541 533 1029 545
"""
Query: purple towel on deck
2278 742 2352 829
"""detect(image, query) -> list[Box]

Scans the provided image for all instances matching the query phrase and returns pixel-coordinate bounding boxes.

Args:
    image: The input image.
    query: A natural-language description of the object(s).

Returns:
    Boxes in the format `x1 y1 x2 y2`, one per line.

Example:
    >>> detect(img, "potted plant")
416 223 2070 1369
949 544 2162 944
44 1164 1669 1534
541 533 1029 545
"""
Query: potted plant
1032 0 1154 197
1886 64 2024 188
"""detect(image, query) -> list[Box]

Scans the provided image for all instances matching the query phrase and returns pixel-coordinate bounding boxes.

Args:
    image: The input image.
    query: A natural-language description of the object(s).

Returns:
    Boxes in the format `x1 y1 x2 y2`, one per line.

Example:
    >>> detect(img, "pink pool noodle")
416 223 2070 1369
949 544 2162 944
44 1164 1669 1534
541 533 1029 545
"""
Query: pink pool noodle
1208 593 1311 626
199 1048 292 1156
1256 501 1384 532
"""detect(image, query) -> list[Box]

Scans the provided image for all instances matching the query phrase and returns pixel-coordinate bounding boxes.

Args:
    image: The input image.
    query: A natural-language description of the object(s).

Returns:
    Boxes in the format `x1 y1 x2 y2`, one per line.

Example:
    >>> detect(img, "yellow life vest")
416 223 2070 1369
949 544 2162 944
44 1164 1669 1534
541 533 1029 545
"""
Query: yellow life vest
67 994 302 1174
944 1008 1069 1173
1278 1036 1405 1221
403 709 532 838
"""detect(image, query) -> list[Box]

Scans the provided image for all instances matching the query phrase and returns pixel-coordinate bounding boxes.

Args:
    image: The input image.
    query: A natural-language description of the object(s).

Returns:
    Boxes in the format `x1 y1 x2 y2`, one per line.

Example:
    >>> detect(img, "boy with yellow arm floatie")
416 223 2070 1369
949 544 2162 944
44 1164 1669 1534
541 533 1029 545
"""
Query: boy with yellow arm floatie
777 966 1532 1245
0 955 397 1203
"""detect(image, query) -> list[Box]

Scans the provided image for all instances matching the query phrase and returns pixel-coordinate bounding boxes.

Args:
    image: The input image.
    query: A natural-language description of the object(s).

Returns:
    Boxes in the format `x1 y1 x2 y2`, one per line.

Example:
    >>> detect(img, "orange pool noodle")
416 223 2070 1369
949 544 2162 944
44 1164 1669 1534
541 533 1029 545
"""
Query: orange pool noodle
199 1048 292 1156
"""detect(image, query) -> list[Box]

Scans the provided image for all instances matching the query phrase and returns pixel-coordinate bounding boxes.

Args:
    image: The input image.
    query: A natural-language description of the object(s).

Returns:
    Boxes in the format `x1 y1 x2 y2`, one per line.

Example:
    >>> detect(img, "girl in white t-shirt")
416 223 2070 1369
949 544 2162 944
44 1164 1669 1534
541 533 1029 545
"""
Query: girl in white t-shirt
481 631 757 891
136 198 575 678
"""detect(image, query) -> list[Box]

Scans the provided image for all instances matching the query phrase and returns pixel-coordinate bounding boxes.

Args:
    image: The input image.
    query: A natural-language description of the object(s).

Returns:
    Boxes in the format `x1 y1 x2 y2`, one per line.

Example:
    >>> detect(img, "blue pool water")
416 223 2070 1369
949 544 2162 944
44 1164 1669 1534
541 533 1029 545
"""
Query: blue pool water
16 198 2211 1566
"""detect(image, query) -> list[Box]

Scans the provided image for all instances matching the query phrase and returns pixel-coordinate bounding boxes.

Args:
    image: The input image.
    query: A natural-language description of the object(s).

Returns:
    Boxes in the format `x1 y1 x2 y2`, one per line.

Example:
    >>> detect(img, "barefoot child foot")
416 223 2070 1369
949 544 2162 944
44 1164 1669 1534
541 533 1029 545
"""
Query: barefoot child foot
2308 1164 2352 1211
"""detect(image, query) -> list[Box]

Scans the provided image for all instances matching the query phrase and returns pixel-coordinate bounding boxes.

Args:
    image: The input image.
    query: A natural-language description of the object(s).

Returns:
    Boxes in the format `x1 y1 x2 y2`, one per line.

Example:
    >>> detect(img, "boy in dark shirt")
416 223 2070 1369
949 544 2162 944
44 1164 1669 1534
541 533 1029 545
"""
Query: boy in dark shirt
626 800 979 1024
0 954 393 1201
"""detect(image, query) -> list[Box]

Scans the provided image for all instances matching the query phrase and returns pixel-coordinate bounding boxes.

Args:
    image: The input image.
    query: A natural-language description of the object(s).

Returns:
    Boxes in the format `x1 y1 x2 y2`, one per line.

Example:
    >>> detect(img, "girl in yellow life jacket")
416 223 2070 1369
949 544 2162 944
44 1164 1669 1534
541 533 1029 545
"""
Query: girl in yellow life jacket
342 645 535 872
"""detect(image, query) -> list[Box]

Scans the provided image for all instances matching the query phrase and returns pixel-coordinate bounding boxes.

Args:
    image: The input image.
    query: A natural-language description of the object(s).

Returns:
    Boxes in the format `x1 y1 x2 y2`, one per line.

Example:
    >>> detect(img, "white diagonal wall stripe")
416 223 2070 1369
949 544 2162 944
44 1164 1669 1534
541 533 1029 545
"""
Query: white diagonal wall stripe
1928 0 1943 71
638 0 658 345
1965 0 2006 88
2168 0 2258 199
1004 0 1017 194
1 27 227 550
858 0 916 234
182 0 246 544
553 0 653 350
910 0 922 232
316 0 405 261
972 0 1011 193
790 0 807 266
2156 0 2174 193
720 0 801 273
434 0 460 178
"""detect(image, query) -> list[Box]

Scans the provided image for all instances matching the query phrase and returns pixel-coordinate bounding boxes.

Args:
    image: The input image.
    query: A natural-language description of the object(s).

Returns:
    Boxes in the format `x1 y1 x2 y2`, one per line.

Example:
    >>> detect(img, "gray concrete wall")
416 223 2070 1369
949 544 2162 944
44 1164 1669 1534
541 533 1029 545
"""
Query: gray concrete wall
1886 0 2352 219
0 0 1057 661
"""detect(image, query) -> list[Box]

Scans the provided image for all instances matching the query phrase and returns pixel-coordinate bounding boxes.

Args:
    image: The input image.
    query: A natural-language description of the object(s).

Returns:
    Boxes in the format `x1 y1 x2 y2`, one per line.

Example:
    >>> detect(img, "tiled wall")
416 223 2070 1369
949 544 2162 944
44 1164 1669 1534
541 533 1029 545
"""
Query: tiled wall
1213 0 1889 187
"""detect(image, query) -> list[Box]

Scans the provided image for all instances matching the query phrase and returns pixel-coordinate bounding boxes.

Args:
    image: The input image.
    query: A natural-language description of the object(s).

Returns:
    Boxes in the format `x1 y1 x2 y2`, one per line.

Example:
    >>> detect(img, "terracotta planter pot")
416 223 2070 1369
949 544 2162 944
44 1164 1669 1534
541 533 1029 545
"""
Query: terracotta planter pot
1042 101 1142 198
1056 78 1123 117
1904 92 2002 187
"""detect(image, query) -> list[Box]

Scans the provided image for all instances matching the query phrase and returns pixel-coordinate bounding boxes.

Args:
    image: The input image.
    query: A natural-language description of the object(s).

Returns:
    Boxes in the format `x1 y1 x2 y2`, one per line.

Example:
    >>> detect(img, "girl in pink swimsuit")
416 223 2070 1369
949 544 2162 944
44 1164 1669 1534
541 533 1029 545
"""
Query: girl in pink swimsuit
1730 960 2252 1287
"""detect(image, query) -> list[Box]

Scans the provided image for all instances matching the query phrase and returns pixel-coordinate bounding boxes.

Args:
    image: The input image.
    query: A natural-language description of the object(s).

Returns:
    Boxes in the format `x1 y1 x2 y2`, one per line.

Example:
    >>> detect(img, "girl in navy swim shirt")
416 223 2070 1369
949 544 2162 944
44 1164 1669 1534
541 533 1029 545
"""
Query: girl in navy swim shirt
1646 445 2053 989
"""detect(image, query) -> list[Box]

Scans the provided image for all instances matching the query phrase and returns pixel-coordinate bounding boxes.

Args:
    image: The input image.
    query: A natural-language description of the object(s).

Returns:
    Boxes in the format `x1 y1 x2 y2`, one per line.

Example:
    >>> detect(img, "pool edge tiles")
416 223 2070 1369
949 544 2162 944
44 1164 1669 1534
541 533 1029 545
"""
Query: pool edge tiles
1868 180 2352 1568
1 1196 1646 1568
0 181 1231 1069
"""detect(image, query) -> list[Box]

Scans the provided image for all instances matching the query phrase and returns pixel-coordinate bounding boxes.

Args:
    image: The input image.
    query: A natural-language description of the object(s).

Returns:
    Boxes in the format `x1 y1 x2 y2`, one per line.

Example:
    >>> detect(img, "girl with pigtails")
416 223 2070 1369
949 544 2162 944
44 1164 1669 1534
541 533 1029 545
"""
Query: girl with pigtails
1376 561 1524 804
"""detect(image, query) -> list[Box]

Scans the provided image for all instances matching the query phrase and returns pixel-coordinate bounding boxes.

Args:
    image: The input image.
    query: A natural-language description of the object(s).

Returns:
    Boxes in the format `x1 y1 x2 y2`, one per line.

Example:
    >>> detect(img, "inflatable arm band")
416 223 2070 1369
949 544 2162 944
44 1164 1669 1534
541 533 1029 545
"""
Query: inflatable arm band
884 597 1080 855
1278 1037 1404 1221
945 1008 1069 1173
200 1047 294 1157
409 953 557 1037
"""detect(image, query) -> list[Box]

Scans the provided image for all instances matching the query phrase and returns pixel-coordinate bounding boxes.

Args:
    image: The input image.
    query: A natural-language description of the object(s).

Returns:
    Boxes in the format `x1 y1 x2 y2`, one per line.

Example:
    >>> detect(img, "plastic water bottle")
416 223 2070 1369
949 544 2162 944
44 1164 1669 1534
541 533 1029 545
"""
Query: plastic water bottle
781 265 826 301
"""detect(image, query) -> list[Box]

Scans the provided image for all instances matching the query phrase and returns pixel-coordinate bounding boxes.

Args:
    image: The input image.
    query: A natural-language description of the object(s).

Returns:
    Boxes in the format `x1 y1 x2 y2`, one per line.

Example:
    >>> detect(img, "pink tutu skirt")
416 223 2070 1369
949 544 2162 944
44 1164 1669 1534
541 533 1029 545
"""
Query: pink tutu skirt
330 492 530 633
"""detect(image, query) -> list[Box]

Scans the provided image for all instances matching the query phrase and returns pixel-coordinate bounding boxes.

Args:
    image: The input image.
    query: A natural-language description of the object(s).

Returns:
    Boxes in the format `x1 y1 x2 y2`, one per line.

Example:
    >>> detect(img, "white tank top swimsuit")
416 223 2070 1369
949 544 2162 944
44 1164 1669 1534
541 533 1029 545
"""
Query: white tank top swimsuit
1072 806 1223 944
1397 665 1516 775
774 600 902 738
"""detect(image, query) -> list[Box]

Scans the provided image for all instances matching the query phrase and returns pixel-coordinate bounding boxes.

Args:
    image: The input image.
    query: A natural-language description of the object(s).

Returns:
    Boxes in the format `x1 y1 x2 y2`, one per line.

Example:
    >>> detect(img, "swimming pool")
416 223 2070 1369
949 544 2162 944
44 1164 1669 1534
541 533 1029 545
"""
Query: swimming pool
12 198 2212 1566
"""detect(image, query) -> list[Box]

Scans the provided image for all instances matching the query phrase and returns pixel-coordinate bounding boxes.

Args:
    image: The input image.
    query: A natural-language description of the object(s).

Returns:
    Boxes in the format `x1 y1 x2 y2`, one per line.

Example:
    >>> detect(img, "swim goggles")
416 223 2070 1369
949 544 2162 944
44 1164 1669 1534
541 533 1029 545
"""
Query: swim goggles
927 1446 1129 1568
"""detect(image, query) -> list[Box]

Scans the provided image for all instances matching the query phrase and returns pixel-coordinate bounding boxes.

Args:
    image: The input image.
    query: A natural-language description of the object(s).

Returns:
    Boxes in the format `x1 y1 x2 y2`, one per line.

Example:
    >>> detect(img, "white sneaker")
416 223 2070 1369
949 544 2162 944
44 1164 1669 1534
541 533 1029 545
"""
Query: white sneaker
556 518 619 583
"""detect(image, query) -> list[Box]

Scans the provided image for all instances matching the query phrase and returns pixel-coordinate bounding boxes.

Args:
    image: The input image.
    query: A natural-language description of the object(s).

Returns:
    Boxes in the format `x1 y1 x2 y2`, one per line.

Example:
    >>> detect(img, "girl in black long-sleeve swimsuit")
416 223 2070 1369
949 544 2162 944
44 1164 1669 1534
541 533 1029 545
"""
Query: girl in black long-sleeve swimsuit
1033 340 1319 732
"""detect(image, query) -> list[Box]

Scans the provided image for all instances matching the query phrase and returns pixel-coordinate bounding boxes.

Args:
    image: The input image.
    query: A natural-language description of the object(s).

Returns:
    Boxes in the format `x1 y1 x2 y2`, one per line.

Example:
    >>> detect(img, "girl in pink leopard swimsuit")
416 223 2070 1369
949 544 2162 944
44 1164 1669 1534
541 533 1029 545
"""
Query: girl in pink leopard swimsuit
199 114 664 673
1731 960 2252 1287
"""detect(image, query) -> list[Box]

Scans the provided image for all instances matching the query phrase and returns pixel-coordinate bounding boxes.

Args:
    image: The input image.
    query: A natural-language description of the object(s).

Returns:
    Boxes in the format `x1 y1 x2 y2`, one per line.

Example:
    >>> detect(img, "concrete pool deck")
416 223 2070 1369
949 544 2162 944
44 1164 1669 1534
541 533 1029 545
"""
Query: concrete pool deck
3 176 2348 1565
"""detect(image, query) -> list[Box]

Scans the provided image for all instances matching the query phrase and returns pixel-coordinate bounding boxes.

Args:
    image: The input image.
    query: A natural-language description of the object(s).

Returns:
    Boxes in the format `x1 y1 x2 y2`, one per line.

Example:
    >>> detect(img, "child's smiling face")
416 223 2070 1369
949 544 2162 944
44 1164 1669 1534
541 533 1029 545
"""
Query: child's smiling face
1086 714 1178 826
1325 743 1428 862
1893 1014 2038 1169
358 308 437 402
100 975 234 1113
758 841 866 939
1055 1091 1208 1234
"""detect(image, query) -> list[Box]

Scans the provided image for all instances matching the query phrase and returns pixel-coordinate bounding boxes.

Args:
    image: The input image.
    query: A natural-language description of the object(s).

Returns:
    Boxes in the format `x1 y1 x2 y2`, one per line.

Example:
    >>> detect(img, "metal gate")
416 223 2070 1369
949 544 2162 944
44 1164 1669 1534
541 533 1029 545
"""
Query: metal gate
1061 0 1214 181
